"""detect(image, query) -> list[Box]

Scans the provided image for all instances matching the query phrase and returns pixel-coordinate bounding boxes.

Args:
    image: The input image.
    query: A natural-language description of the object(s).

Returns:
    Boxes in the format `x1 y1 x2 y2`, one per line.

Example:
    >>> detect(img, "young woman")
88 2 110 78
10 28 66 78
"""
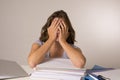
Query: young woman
28 10 86 68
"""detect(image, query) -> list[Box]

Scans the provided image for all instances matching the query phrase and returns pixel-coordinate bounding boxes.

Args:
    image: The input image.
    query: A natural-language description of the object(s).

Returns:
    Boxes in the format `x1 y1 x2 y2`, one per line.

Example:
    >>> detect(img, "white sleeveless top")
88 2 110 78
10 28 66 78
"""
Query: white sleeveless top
35 40 79 59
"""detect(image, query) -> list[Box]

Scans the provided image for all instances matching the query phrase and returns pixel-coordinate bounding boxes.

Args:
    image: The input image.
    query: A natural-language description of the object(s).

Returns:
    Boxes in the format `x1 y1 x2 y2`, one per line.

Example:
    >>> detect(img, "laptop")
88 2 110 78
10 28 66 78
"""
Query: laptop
0 59 28 79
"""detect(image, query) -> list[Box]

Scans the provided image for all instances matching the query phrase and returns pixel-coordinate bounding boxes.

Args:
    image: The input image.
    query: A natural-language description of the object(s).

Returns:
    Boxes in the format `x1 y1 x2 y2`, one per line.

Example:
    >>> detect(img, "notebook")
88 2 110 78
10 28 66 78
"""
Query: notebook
0 59 28 79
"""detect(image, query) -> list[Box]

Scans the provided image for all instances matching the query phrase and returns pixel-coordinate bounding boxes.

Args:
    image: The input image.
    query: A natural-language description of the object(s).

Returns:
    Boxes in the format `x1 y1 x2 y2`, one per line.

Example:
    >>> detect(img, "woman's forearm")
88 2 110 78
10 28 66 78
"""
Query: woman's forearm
60 41 86 68
28 39 54 68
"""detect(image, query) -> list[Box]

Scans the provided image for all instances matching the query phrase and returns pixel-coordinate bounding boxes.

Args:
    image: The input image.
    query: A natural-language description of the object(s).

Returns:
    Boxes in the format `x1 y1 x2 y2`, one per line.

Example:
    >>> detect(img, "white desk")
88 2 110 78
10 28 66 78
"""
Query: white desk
6 65 120 80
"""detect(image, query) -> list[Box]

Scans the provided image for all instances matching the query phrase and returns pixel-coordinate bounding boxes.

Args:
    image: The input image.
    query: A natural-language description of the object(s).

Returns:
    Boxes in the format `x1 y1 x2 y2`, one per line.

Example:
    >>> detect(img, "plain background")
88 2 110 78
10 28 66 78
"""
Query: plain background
0 0 120 68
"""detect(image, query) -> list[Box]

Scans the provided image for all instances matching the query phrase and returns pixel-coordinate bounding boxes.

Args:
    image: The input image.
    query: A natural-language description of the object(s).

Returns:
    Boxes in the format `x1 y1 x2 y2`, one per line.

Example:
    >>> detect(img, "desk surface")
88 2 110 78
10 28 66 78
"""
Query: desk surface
6 65 120 80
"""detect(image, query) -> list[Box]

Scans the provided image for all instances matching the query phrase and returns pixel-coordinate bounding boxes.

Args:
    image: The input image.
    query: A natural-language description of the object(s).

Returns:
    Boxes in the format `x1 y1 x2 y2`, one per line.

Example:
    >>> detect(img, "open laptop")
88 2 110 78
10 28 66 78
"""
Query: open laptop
0 59 28 79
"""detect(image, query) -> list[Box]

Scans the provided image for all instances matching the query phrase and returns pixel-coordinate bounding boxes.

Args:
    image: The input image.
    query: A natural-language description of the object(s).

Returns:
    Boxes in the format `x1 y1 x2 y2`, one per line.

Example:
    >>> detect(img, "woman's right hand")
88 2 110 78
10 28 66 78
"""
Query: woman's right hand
47 18 60 41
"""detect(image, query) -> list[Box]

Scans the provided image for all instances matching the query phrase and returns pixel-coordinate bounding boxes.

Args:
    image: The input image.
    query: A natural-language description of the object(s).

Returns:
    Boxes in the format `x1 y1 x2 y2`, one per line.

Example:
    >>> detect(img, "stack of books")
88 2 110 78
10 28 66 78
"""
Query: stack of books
30 58 86 80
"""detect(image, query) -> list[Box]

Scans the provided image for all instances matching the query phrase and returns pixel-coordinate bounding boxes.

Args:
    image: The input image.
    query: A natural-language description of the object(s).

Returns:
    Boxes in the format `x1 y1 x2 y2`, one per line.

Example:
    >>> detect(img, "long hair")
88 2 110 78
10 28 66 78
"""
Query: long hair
40 10 75 44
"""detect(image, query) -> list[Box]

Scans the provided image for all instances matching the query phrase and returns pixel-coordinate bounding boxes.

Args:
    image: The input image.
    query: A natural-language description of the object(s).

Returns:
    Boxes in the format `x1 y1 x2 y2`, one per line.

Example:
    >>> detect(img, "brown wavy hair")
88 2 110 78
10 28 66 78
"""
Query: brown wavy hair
39 10 75 44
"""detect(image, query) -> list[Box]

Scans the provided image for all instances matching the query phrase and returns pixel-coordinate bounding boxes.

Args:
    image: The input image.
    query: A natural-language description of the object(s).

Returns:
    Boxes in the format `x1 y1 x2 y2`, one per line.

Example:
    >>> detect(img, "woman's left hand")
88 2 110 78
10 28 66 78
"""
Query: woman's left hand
58 19 69 44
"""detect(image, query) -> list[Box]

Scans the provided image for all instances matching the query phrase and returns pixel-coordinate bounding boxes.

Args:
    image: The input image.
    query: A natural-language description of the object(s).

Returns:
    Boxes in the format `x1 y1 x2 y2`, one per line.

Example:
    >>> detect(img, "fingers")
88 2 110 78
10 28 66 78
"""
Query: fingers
50 18 68 34
59 22 64 32
51 18 60 27
59 19 68 32
51 18 58 27
58 19 69 42
55 19 61 30
50 18 62 31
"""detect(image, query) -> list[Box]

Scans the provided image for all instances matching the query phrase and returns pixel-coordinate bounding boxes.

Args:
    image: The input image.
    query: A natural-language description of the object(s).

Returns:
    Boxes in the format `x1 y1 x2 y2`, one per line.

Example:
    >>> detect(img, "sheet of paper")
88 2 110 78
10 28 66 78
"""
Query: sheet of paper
30 58 85 80
30 71 82 80
36 58 84 69
35 67 85 76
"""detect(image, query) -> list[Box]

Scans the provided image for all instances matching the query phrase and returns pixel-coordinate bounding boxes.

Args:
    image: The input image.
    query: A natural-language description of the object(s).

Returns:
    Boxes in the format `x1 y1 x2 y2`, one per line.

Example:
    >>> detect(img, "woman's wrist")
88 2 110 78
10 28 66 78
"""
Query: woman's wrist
59 39 67 46
47 38 55 44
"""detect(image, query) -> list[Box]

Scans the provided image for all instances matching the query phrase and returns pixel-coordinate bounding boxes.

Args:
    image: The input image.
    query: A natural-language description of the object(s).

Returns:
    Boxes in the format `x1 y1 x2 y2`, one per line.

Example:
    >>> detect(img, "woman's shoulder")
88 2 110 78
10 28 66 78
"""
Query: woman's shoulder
34 40 44 45
71 44 79 48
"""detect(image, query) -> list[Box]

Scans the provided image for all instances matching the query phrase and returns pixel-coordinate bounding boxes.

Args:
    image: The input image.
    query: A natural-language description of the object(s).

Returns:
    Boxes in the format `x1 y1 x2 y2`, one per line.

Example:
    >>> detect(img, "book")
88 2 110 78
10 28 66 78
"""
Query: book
30 58 86 80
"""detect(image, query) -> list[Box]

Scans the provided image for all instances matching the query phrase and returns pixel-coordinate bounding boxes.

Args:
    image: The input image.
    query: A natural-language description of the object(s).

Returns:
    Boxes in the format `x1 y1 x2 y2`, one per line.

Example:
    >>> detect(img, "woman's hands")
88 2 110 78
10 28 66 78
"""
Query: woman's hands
47 18 69 44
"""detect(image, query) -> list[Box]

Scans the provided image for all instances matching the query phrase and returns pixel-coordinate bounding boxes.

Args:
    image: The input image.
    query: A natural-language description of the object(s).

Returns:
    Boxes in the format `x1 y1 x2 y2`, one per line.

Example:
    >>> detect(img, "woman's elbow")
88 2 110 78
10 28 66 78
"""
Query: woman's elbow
75 58 86 68
28 58 37 68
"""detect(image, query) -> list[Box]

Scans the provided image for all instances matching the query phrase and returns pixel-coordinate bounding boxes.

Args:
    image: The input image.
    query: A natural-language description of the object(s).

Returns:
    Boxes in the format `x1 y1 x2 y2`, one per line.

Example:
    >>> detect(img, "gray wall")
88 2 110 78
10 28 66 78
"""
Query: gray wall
0 0 120 68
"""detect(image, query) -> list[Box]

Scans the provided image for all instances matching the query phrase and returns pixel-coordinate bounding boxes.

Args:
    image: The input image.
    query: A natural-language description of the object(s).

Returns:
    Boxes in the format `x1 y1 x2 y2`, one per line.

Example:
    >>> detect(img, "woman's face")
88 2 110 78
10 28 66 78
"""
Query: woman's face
51 17 69 41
